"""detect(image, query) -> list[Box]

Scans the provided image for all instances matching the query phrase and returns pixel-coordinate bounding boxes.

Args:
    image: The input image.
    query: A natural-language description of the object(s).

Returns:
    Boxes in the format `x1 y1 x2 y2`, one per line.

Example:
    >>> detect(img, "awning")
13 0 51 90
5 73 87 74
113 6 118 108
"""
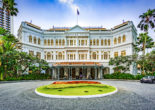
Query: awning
53 62 103 67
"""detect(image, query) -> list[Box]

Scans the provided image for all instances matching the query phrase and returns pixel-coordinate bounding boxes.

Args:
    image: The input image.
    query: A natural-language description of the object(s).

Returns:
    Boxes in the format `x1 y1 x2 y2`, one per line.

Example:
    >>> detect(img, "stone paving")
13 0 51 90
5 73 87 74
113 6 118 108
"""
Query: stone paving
0 80 155 110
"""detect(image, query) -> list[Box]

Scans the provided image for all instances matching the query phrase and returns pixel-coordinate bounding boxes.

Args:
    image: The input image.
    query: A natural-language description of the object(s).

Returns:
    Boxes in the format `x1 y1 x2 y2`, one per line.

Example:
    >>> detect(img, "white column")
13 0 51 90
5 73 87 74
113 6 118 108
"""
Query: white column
99 51 101 60
53 68 57 79
98 68 101 79
65 38 67 46
41 50 44 59
87 50 90 60
64 68 68 78
65 51 67 61
76 50 78 60
76 68 79 76
54 51 56 60
87 67 91 79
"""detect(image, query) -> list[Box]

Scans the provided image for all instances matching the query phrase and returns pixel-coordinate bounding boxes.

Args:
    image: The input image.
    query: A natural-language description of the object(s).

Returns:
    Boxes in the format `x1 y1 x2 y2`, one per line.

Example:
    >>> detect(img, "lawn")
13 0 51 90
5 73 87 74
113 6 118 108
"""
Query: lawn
36 84 116 96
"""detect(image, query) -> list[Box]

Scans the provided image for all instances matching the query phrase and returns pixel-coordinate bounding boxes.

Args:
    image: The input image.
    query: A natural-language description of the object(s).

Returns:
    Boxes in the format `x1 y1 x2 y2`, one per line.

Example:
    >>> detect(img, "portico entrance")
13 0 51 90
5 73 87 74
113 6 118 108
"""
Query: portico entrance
52 62 104 80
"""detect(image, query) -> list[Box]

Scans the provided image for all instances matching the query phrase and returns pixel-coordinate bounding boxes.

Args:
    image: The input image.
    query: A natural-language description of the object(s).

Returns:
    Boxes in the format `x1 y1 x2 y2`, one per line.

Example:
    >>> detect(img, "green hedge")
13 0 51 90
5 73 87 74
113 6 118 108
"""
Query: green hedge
103 72 155 80
3 74 51 81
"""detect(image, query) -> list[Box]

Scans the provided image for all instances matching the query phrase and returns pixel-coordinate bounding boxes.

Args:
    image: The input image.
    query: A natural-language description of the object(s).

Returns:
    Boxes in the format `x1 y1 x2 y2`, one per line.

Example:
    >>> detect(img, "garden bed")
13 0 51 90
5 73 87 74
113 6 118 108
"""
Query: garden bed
35 81 117 98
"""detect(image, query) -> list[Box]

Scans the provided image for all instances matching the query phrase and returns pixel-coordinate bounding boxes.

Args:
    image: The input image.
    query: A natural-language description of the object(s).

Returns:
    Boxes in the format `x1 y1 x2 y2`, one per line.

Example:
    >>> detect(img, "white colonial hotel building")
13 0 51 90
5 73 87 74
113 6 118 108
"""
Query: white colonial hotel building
18 21 137 80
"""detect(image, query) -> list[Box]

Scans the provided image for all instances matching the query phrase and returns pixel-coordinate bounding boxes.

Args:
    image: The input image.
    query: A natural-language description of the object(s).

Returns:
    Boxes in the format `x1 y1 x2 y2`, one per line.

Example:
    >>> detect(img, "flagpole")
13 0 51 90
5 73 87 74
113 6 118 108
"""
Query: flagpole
77 9 79 25
77 13 78 25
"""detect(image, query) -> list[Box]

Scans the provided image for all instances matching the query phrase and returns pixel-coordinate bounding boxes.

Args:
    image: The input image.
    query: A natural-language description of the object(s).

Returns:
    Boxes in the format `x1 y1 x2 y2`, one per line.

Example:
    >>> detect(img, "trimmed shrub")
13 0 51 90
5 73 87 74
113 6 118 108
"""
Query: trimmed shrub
4 74 51 81
103 73 149 80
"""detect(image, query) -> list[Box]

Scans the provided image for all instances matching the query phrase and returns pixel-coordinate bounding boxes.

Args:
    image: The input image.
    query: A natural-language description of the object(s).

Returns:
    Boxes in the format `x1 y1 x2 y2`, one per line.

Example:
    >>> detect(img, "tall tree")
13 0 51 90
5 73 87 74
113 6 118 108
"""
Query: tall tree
134 33 154 55
0 28 19 80
138 9 155 32
134 33 154 74
2 0 18 16
109 55 136 73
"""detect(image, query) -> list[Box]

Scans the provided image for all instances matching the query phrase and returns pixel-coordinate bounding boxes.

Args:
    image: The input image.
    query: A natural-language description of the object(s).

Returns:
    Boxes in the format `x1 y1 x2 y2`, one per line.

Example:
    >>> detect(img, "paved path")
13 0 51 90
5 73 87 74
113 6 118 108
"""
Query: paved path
0 80 155 110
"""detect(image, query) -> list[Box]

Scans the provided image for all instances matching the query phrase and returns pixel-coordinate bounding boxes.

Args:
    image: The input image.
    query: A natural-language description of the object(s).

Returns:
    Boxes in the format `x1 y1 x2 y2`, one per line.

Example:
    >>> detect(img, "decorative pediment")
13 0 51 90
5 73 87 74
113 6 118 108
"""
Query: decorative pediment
68 25 87 32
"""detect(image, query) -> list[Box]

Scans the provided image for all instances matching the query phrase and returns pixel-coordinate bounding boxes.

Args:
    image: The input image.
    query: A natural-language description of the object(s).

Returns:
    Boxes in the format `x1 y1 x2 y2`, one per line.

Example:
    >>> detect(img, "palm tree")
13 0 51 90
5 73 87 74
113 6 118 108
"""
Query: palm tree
138 9 155 32
2 0 18 16
0 28 18 80
137 9 155 74
135 33 154 74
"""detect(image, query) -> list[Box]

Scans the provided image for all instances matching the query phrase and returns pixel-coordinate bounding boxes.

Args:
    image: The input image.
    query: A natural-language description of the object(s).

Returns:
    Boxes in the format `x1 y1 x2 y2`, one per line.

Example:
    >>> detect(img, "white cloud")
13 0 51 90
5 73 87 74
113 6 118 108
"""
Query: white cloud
58 0 79 14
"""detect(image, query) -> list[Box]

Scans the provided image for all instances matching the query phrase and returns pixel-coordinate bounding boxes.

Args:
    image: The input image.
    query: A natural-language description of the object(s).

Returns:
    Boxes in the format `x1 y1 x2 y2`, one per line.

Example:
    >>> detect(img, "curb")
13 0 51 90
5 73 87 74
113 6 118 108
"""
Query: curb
35 85 118 99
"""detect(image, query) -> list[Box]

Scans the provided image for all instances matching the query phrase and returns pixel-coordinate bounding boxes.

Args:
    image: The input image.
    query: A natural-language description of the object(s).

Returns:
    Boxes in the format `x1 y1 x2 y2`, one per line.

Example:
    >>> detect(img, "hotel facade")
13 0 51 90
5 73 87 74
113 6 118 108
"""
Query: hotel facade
18 21 137 80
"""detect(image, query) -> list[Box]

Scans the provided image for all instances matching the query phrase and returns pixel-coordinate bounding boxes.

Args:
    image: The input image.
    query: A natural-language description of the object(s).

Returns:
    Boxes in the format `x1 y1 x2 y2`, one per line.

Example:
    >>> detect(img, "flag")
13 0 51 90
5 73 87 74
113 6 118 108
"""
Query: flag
77 9 80 15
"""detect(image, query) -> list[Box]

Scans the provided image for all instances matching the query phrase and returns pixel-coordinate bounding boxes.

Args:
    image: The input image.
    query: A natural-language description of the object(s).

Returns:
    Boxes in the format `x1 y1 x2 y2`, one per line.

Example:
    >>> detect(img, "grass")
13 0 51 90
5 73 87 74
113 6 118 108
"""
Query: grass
36 84 116 96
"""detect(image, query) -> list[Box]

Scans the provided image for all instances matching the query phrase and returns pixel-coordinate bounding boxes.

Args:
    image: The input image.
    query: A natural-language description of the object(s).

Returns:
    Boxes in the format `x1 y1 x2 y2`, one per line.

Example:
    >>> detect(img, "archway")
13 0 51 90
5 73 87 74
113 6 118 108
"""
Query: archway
91 68 95 79
59 68 64 80
72 68 76 80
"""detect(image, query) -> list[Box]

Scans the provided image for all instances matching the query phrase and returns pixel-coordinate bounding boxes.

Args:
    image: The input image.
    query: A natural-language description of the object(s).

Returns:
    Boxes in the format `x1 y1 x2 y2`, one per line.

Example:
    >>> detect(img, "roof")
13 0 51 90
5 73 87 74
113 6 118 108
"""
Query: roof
53 62 103 67
24 21 130 31
113 21 129 29
25 21 41 30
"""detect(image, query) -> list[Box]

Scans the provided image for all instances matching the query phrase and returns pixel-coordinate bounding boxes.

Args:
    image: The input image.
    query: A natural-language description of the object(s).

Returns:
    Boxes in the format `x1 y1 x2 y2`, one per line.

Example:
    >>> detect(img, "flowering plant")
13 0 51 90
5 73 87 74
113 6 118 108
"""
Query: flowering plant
52 81 101 84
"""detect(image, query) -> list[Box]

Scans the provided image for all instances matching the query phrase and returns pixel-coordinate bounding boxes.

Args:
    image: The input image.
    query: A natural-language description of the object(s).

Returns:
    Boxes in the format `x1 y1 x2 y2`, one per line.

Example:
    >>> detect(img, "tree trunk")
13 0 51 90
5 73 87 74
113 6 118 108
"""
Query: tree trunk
142 36 146 75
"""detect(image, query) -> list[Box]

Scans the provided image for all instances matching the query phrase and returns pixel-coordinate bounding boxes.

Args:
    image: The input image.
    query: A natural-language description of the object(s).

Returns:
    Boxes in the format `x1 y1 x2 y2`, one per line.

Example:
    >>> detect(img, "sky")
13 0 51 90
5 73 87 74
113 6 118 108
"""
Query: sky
14 0 155 39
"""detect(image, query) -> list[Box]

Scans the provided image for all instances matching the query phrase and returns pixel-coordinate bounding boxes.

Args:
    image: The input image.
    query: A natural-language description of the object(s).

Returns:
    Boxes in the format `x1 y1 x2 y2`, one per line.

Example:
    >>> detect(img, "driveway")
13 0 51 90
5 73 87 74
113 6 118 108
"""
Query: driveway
0 80 155 110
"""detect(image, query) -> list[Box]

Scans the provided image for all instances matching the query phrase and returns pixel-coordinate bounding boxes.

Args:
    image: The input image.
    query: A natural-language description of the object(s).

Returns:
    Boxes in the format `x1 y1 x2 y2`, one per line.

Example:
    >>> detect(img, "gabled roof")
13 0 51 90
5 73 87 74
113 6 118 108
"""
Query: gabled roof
25 21 41 30
68 25 87 32
113 21 129 30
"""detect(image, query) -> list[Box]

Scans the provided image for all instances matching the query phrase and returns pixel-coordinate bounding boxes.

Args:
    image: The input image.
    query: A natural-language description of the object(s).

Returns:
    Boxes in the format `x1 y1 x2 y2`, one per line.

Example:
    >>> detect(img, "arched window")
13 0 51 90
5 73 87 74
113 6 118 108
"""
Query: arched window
47 52 51 60
48 39 50 46
70 40 73 46
34 37 37 44
51 51 53 60
56 39 58 46
59 39 61 46
121 50 126 56
123 35 126 42
97 39 99 46
38 38 40 45
81 40 84 46
101 39 104 46
118 36 121 44
104 52 108 59
90 40 93 45
93 39 96 45
51 39 53 46
114 38 117 45
92 52 96 60
58 52 62 60
36 52 41 59
62 39 65 46
114 52 118 57
105 39 107 46
29 35 32 43
29 50 34 56
85 40 87 45
108 39 110 46
44 40 47 46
